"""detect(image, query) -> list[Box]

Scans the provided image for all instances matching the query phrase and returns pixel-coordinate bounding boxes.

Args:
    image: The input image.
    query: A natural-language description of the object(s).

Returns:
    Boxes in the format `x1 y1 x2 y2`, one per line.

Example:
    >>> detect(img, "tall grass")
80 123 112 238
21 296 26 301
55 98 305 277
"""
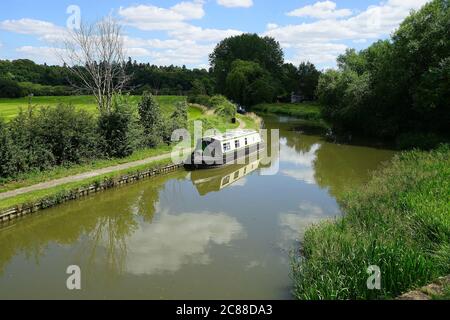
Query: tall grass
292 145 450 300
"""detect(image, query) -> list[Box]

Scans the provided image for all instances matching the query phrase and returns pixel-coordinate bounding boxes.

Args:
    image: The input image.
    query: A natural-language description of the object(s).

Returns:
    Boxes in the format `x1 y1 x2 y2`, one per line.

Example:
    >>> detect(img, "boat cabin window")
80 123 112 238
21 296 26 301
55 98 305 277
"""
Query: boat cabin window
235 140 240 149
223 142 231 152
202 140 213 151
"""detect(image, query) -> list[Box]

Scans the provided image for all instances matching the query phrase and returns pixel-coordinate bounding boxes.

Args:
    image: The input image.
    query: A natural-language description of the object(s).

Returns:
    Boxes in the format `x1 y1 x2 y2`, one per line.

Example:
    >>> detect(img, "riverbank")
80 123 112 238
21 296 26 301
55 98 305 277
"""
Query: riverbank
0 159 180 223
292 145 450 300
0 99 260 215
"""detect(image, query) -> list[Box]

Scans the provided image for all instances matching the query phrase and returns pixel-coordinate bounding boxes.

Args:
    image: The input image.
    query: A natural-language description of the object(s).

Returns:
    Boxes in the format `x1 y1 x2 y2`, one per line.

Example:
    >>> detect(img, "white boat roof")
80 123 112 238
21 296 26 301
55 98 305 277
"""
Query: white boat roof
204 129 259 142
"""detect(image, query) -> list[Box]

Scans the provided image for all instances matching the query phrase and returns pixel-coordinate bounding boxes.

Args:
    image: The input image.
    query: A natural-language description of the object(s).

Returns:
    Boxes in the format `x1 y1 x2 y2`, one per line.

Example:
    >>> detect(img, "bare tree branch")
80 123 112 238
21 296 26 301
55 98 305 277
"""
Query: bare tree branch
60 16 130 114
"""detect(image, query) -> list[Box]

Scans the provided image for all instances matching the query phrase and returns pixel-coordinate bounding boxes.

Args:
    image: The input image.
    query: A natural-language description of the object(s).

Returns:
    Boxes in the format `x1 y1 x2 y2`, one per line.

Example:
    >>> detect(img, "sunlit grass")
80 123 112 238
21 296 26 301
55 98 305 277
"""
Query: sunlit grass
0 95 186 120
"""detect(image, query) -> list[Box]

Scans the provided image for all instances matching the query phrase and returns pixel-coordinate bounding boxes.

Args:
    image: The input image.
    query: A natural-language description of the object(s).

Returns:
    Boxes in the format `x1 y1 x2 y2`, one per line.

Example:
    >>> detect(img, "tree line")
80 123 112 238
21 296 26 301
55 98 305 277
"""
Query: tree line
0 59 215 98
0 35 321 106
317 0 449 148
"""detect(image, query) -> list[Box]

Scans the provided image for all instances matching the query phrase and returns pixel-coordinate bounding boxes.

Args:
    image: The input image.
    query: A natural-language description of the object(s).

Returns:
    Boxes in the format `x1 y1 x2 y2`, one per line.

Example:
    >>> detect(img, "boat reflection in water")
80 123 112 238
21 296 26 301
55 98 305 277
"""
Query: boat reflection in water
190 155 262 196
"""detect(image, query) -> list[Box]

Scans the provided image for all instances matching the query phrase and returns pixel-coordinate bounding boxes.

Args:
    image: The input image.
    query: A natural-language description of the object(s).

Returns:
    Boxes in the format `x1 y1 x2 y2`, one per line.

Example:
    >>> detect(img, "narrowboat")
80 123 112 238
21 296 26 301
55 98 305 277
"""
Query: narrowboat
185 129 264 169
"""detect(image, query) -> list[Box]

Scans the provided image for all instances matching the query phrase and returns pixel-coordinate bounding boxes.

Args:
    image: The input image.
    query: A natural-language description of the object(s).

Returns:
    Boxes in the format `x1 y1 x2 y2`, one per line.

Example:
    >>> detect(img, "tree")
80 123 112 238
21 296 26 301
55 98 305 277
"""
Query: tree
210 34 284 94
62 16 129 114
0 78 24 98
317 0 450 143
225 60 275 106
298 62 321 101
138 92 164 147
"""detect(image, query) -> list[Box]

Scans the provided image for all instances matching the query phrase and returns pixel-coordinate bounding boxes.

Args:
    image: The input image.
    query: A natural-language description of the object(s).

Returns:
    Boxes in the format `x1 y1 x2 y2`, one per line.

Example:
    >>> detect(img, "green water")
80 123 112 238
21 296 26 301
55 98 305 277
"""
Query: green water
0 115 396 300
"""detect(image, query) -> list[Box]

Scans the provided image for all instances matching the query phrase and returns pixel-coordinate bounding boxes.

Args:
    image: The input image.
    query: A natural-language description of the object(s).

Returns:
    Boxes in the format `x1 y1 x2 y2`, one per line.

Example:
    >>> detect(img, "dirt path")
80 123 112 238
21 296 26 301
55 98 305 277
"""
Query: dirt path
0 118 248 202
0 152 179 201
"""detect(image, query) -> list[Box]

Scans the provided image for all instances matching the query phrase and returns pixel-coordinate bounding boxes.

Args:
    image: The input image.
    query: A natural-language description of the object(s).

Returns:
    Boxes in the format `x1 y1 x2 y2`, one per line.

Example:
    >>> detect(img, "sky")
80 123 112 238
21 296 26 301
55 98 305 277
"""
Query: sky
0 0 430 69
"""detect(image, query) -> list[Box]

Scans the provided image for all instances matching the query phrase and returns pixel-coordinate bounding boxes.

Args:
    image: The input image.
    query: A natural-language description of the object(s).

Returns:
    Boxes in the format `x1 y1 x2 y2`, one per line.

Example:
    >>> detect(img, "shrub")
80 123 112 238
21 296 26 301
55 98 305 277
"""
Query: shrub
187 94 212 107
34 104 99 165
138 92 164 147
0 78 24 98
97 105 134 158
0 119 15 178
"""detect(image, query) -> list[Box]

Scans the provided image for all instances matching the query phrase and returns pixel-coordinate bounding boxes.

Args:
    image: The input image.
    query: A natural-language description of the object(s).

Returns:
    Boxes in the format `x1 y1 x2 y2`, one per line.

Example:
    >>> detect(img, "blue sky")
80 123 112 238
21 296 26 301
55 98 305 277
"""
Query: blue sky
0 0 429 69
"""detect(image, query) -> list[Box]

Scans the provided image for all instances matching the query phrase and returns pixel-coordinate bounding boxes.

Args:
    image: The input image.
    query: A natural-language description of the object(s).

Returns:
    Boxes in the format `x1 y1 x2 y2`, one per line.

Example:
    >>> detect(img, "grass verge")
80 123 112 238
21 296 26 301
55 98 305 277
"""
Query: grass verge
292 145 450 300
0 158 174 212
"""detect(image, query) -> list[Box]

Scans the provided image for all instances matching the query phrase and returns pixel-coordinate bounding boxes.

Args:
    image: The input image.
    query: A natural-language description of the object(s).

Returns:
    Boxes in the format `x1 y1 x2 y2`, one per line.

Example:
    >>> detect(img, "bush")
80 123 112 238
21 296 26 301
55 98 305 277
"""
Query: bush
97 103 134 159
34 104 99 165
187 94 212 107
8 108 56 173
212 96 236 121
0 78 25 98
138 92 164 147
164 101 188 144
0 119 15 178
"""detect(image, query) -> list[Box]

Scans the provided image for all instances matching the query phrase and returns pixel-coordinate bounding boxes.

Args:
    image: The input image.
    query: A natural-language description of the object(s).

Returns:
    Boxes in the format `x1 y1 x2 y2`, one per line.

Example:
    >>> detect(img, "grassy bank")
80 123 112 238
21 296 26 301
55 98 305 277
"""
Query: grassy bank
292 145 450 300
0 159 174 212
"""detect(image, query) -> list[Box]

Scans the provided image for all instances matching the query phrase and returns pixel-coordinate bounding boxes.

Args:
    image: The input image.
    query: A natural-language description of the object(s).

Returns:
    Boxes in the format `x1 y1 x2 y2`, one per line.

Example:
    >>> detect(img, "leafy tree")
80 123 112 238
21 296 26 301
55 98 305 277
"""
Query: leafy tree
210 34 284 94
97 107 134 158
0 78 24 98
298 62 321 101
317 0 450 144
138 92 164 147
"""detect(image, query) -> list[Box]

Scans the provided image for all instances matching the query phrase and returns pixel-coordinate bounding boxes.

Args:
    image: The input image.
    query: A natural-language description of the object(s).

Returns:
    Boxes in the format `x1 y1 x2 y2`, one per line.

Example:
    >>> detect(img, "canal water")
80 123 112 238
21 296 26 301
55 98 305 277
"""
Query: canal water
0 115 396 299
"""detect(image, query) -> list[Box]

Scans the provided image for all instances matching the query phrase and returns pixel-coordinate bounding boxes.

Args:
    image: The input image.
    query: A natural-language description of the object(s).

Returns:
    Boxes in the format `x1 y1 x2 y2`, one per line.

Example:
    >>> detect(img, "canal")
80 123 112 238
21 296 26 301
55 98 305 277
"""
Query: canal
0 115 396 299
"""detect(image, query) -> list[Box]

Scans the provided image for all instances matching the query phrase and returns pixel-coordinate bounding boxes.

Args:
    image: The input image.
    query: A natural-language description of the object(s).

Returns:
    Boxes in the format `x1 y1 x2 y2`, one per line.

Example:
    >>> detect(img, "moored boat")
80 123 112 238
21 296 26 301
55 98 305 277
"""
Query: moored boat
184 129 264 169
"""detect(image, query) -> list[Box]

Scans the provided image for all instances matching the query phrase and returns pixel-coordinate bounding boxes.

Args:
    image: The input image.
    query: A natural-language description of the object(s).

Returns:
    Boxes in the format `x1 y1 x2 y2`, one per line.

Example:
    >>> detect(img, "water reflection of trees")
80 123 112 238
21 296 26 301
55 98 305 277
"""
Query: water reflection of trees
280 130 395 197
0 172 186 276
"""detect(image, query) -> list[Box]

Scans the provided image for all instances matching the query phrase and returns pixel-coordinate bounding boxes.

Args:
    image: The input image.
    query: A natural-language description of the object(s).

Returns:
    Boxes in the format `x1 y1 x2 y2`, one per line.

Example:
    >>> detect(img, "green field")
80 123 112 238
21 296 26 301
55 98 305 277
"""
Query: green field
0 95 186 120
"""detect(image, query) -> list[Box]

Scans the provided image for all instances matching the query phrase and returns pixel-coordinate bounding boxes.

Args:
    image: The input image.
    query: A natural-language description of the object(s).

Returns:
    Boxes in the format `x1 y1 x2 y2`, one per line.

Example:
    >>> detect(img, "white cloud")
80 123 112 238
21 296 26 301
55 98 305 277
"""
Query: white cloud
15 46 68 65
0 18 66 42
118 1 205 31
168 25 243 42
267 0 430 66
287 1 353 19
125 211 245 275
289 42 348 65
217 0 253 8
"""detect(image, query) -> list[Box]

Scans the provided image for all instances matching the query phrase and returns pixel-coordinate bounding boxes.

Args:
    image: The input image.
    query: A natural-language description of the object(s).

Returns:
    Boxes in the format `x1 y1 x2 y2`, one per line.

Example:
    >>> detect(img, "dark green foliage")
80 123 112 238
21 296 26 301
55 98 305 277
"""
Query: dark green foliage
0 58 215 98
293 145 450 300
210 33 284 93
297 62 321 101
138 92 164 147
317 0 450 144
187 94 212 107
0 119 15 177
34 105 99 165
225 60 276 106
97 108 134 159
164 101 189 144
0 78 24 98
